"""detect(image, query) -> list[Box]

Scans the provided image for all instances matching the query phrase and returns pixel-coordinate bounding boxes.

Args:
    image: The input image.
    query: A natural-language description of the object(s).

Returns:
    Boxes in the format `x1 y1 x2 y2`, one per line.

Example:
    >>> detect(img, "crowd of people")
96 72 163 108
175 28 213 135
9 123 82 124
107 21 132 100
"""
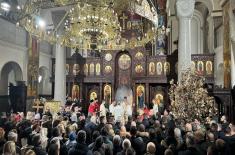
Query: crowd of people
0 98 235 155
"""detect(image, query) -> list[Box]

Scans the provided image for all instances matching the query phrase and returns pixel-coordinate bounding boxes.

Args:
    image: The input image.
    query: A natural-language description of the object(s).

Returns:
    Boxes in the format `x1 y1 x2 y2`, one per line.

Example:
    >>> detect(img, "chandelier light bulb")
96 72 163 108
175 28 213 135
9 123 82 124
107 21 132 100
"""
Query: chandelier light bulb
38 19 46 28
1 1 10 11
17 5 20 10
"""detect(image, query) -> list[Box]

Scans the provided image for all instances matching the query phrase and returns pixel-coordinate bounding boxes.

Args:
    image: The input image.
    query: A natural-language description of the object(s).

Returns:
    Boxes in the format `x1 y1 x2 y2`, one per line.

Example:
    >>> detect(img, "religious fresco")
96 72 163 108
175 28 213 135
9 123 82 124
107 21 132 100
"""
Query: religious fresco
104 84 111 104
197 61 204 75
136 85 145 109
90 91 97 101
96 63 101 76
135 65 144 73
27 36 39 96
84 64 88 76
118 54 131 70
223 2 231 88
104 66 112 74
152 92 164 112
66 64 70 75
72 85 79 100
191 61 196 73
135 51 144 60
206 61 213 75
90 63 95 75
149 62 156 75
104 53 112 62
73 64 80 75
44 101 60 115
164 62 170 75
156 62 163 75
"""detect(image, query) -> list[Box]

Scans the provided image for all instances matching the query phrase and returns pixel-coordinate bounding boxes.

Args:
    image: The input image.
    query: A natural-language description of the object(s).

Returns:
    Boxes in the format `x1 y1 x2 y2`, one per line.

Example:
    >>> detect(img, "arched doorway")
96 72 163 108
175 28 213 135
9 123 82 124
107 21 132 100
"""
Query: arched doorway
0 62 23 95
38 66 51 95
115 51 133 104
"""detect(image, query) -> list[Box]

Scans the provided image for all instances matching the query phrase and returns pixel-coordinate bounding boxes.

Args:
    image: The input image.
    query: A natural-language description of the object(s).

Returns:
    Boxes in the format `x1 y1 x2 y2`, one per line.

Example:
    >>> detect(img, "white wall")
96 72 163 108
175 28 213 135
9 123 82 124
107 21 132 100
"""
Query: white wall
0 19 28 81
39 41 52 95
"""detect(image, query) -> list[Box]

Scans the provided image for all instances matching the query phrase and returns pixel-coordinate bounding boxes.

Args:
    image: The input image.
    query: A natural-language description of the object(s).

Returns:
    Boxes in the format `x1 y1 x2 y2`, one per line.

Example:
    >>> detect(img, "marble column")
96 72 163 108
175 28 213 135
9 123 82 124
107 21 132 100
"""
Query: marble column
207 16 215 53
54 43 66 104
176 0 195 81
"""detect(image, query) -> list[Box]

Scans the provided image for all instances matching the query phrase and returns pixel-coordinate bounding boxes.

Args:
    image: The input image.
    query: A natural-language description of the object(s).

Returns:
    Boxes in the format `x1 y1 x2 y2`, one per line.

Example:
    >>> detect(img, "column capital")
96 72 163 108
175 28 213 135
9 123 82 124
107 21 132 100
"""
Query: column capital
176 0 195 18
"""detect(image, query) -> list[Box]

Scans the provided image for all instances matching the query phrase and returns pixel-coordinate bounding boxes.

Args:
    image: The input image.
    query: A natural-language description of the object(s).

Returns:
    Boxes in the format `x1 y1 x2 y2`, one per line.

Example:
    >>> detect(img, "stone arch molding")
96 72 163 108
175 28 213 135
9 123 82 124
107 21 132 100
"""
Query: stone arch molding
191 10 204 54
0 61 23 95
195 0 213 13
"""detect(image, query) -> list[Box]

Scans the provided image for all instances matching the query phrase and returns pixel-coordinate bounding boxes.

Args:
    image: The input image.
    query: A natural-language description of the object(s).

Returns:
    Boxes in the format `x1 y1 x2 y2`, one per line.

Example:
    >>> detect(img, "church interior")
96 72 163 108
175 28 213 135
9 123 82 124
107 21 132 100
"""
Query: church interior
0 0 235 122
1 0 235 155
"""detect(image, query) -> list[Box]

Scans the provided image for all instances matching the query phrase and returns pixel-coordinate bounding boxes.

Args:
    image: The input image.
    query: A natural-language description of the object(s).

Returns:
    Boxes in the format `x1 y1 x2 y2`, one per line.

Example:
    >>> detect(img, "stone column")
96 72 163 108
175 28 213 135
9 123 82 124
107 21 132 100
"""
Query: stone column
207 16 214 53
54 43 66 104
176 0 195 81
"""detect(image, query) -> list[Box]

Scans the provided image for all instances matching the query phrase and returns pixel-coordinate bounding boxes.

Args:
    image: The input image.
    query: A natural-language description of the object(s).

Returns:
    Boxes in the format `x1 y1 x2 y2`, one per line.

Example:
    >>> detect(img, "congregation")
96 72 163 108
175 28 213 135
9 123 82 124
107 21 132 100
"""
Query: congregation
0 100 234 155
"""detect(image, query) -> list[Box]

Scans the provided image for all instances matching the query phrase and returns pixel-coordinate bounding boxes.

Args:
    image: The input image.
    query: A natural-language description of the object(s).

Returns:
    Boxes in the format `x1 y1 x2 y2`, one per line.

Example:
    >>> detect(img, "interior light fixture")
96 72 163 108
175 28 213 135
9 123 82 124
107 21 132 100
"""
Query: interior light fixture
1 1 10 11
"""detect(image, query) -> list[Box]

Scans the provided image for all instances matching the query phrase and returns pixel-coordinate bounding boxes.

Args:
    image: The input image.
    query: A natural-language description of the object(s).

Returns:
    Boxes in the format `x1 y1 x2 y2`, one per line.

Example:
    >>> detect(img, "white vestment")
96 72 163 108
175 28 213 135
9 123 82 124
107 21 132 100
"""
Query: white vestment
109 103 114 115
100 103 106 117
126 104 132 117
113 104 124 122
153 104 159 115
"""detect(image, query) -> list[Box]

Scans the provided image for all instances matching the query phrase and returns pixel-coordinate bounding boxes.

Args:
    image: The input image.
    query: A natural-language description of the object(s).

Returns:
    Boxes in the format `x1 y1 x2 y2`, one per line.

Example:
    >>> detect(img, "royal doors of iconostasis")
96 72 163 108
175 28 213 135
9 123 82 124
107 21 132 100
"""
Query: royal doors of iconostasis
115 52 133 105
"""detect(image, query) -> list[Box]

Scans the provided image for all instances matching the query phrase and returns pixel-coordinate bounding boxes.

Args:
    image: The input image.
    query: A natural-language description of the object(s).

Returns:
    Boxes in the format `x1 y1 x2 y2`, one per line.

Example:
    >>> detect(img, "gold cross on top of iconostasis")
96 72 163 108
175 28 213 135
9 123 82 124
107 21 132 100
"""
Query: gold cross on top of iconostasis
32 99 44 113
120 13 128 30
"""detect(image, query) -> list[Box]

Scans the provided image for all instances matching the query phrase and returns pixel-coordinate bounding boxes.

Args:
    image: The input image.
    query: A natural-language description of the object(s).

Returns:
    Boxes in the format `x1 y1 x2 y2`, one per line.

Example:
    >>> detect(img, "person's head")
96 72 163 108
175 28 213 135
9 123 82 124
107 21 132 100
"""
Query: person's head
164 109 169 116
90 116 97 124
230 124 235 135
92 131 100 142
138 124 145 132
210 123 218 132
3 141 16 155
32 134 41 147
125 147 136 155
122 139 131 150
174 128 182 139
164 149 173 155
94 136 104 149
124 97 127 102
113 135 121 146
52 127 61 137
100 116 106 124
220 115 227 123
206 132 215 142
130 126 137 136
0 127 5 140
194 130 205 143
225 126 231 136
215 139 226 152
25 149 36 155
146 142 156 154
101 127 109 136
7 131 17 142
207 145 217 155
185 123 192 132
57 123 65 134
77 130 86 143
68 132 77 141
49 138 60 155
186 132 195 147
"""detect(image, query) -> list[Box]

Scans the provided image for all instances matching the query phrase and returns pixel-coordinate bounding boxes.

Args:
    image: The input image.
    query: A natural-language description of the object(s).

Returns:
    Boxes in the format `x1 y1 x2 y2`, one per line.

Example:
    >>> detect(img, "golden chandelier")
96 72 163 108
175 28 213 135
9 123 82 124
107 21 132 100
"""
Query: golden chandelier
9 0 157 50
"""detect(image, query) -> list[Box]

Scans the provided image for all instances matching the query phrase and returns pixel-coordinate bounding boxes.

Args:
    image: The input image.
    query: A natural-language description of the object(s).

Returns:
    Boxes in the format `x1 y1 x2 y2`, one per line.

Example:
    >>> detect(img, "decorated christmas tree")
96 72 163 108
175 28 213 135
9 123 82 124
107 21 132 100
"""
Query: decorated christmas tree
169 70 217 122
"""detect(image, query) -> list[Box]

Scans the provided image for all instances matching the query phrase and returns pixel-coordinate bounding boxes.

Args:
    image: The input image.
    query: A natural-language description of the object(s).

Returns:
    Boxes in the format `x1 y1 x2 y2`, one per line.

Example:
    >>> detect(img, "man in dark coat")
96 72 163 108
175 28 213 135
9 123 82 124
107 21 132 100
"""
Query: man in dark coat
68 130 92 155
178 133 200 155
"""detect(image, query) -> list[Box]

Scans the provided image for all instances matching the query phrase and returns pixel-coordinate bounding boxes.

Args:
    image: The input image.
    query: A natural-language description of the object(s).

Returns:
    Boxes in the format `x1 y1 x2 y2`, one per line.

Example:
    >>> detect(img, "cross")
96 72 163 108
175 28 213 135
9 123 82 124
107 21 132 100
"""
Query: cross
120 13 128 30
32 99 44 113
